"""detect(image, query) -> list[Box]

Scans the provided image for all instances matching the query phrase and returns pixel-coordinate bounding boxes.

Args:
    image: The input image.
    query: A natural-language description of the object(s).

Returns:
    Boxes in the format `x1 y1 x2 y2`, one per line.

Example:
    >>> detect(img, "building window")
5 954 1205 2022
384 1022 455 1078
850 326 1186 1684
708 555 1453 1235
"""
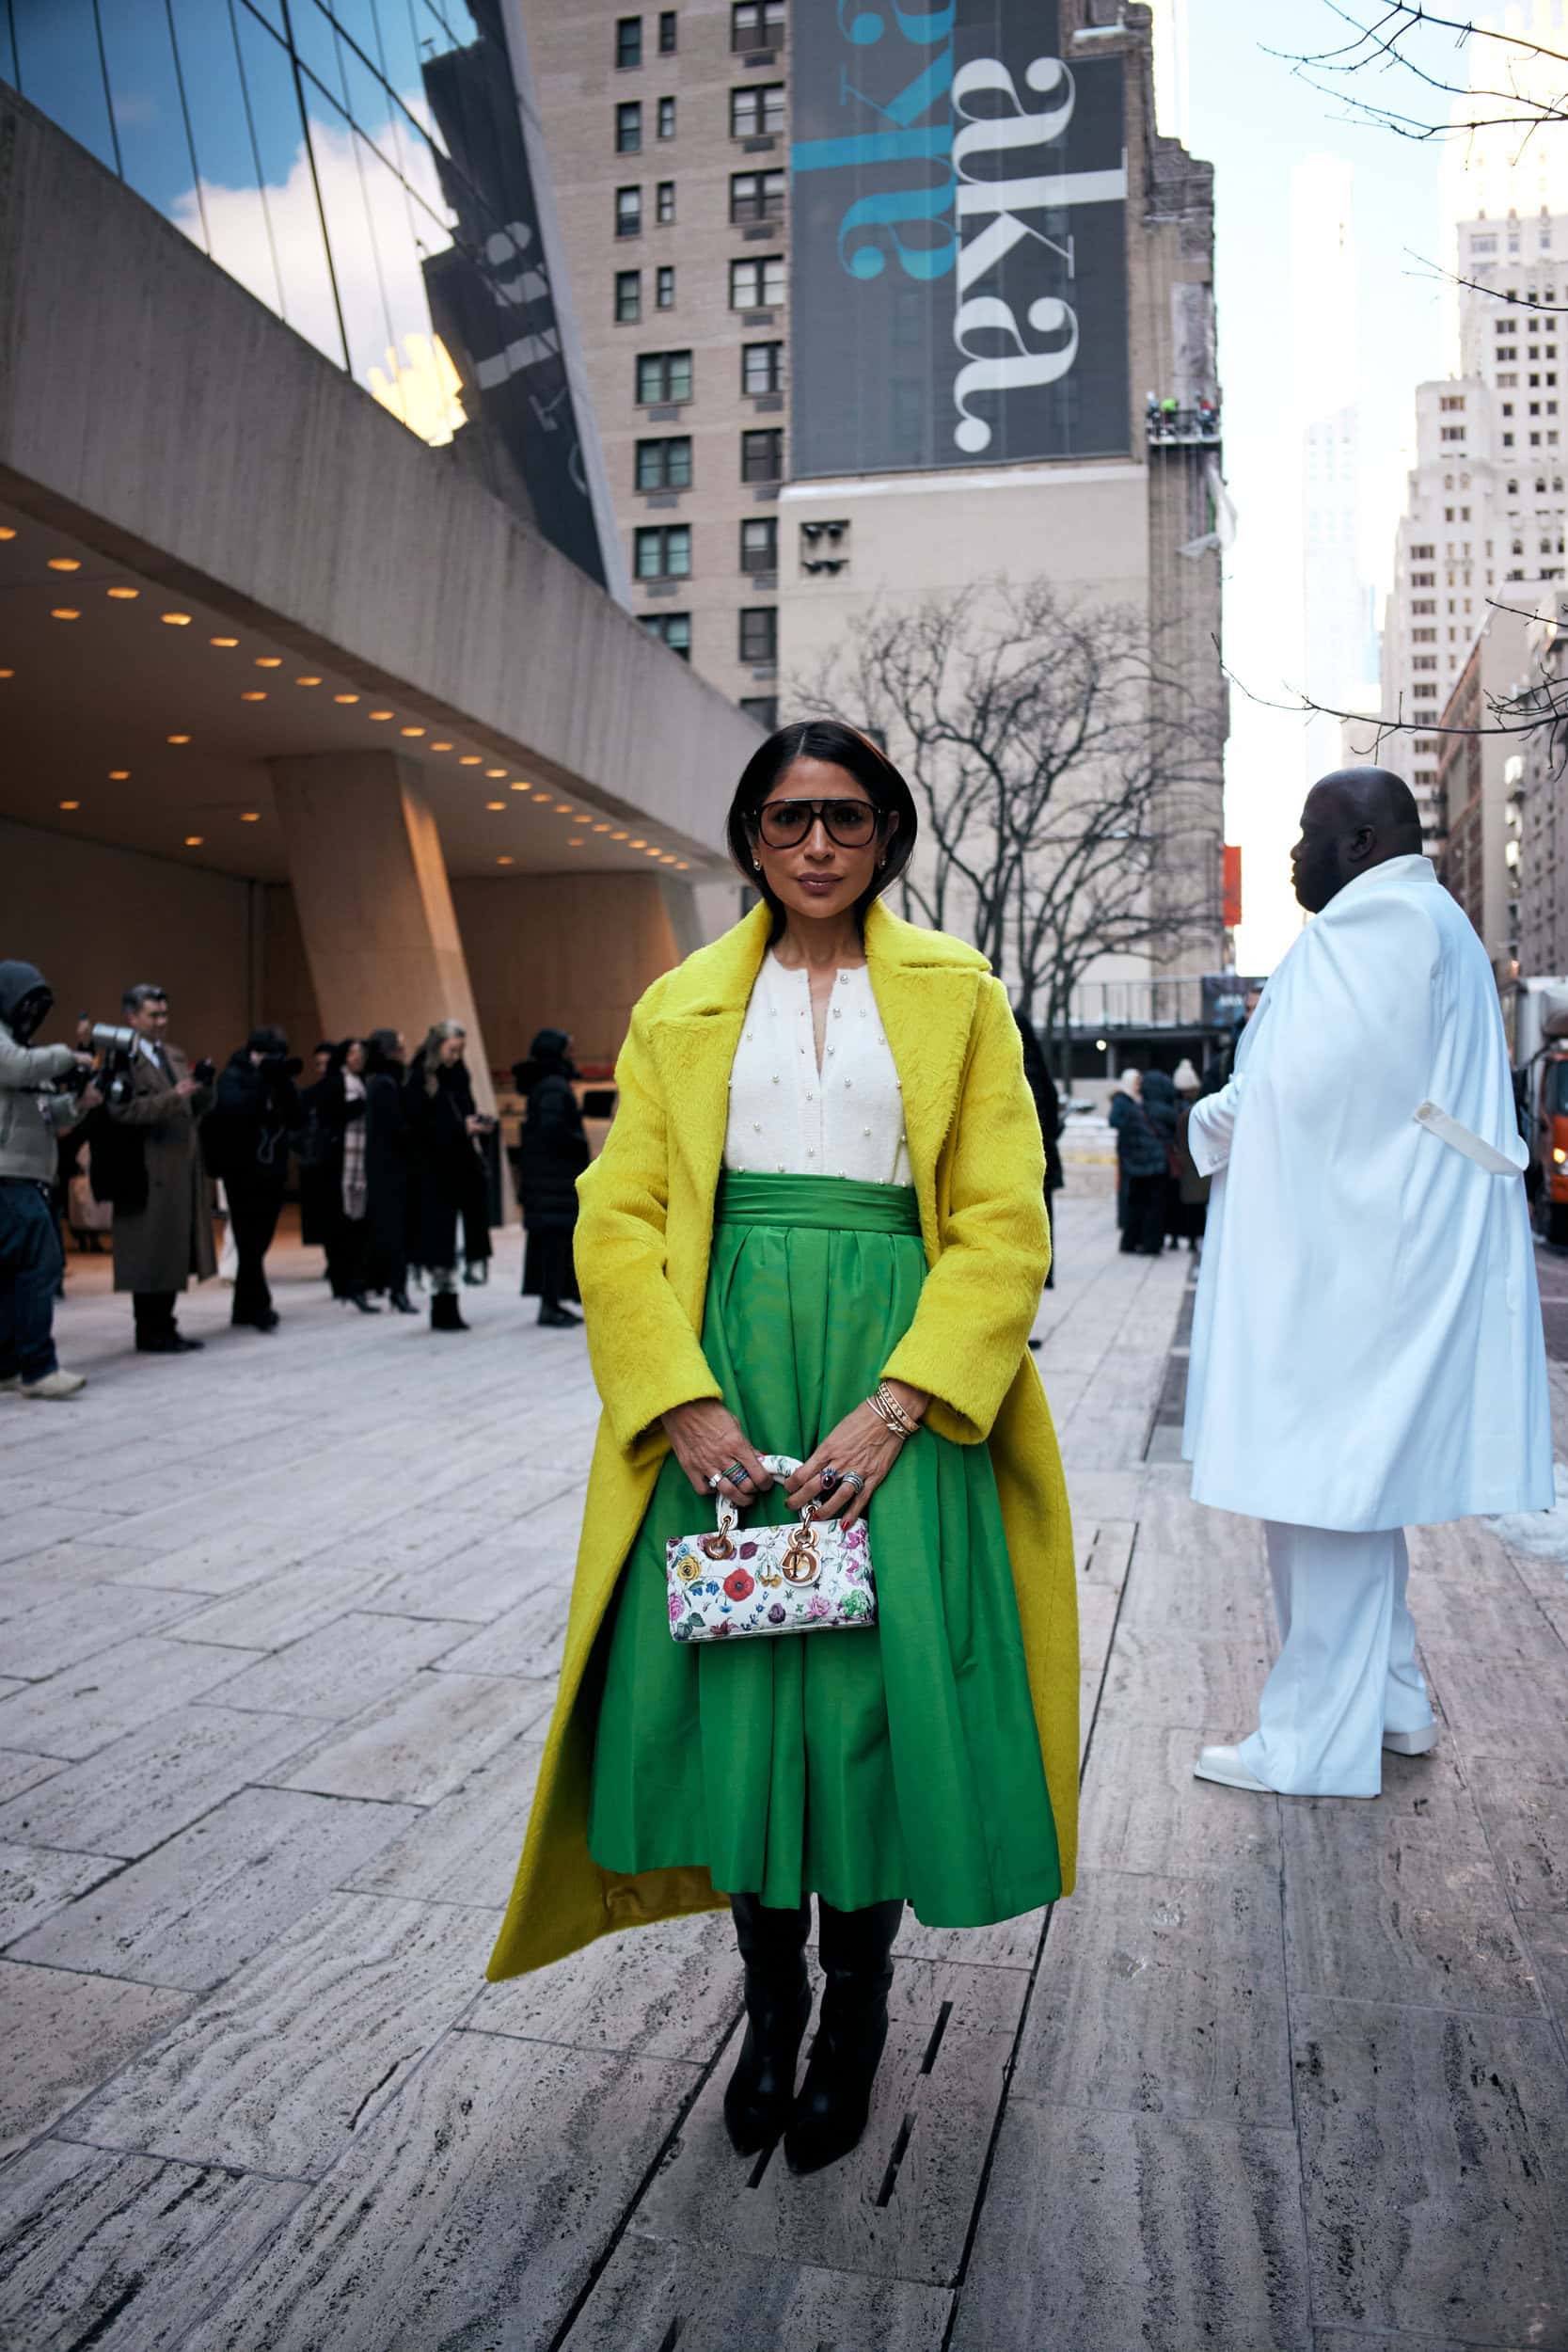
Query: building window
1439 426 1466 441
658 96 676 139
637 347 693 403
637 435 692 490
1409 544 1434 559
636 524 691 579
731 169 785 223
740 607 778 664
731 254 785 310
616 186 642 238
740 516 777 572
741 428 784 482
641 612 691 659
732 83 785 137
615 270 641 323
617 101 642 151
617 16 642 67
743 342 784 395
740 694 779 727
733 0 786 46
1439 394 1466 412
656 264 675 309
656 180 676 225
659 9 678 50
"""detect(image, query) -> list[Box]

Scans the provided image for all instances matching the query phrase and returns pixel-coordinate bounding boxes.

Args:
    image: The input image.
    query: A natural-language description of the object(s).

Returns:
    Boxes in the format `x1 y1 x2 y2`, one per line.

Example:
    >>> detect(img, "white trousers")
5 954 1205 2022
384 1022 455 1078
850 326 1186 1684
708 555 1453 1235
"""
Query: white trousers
1236 1521 1435 1797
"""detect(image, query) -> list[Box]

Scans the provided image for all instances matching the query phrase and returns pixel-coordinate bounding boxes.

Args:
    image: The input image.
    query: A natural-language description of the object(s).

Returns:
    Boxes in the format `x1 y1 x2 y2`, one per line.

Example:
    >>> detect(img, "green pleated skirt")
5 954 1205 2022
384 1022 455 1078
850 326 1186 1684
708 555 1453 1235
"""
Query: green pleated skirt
586 1171 1061 1925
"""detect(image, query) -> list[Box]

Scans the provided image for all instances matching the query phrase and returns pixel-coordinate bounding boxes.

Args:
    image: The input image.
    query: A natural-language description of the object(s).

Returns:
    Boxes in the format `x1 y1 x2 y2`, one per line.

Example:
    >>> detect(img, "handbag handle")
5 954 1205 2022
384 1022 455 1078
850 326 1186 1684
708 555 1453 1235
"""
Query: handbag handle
711 1453 808 1539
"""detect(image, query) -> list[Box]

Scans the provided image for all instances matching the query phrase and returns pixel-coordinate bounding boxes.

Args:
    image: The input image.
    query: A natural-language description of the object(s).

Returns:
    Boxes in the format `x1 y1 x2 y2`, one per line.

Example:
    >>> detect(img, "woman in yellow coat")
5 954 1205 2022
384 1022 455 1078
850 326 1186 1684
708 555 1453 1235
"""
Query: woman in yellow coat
488 720 1078 2174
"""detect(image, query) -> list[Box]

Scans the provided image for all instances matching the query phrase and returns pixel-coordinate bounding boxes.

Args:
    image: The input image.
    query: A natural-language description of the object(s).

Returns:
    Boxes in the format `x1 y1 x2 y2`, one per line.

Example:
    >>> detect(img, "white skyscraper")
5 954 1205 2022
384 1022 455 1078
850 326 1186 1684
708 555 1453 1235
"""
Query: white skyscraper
1439 0 1568 367
1147 0 1191 145
1292 158 1378 792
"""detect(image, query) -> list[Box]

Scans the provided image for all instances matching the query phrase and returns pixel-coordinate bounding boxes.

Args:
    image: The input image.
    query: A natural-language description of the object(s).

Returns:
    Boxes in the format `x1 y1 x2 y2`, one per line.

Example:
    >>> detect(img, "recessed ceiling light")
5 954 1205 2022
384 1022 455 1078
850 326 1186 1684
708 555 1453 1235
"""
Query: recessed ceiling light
240 811 260 823
485 800 506 810
241 690 267 701
593 822 612 833
50 608 80 620
333 691 358 704
167 733 191 744
0 669 12 680
531 790 550 802
369 708 394 721
402 725 426 738
497 854 514 866
108 769 129 780
673 860 689 870
106 585 139 600
255 656 281 668
0 527 15 540
459 754 482 766
510 782 528 791
568 836 584 846
183 834 204 846
611 830 629 840
161 612 192 626
486 767 507 778
58 799 80 810
628 837 646 848
430 740 453 751
295 675 322 686
211 635 238 647
47 557 81 572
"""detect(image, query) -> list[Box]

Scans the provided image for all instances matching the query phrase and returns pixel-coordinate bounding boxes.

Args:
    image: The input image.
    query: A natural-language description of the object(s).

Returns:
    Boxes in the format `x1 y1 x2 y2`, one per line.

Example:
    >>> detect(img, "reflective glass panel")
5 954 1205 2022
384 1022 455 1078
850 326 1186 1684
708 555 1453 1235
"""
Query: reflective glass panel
167 0 283 313
231 4 346 366
10 1 117 168
96 0 201 234
297 71 398 389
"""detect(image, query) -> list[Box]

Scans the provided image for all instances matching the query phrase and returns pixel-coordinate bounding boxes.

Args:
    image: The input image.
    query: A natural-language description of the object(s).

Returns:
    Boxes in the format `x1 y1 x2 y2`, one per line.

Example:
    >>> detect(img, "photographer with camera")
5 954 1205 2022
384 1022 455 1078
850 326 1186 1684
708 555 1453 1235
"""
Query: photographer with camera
206 1026 305 1331
105 983 216 1354
0 961 99 1399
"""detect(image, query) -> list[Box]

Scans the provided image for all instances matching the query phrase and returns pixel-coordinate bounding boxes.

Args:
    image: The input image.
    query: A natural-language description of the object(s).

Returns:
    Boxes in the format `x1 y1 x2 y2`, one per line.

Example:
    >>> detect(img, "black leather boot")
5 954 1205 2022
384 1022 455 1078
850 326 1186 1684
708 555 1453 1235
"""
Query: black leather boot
430 1290 468 1332
784 1898 904 2176
723 1894 812 2156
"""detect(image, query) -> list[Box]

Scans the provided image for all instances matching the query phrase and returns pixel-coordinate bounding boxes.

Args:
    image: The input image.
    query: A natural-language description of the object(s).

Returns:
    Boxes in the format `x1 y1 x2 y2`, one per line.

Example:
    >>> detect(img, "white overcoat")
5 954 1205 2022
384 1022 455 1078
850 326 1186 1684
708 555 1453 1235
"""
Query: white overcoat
1182 855 1552 1532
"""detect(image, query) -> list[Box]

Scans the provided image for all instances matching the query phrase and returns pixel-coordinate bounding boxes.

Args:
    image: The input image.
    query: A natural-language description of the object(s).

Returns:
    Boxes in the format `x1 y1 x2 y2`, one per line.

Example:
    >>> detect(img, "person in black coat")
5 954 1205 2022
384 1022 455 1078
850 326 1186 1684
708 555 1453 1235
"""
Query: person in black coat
316 1039 379 1313
511 1027 590 1328
1138 1067 1181 1251
1014 1009 1064 1309
1109 1073 1167 1255
362 1029 416 1314
407 1020 494 1333
295 1041 337 1256
207 1026 305 1330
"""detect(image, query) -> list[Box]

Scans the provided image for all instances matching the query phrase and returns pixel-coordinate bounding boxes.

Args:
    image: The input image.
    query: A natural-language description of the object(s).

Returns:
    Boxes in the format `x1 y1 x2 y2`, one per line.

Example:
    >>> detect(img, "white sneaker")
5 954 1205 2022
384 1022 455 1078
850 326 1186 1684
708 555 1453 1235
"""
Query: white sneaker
1194 1742 1274 1793
1384 1723 1439 1756
18 1369 87 1400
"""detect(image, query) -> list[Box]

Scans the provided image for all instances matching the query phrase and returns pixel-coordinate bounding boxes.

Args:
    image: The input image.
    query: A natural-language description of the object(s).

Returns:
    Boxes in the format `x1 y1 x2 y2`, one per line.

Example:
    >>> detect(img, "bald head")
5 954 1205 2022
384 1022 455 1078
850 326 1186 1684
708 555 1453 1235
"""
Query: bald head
1291 766 1425 913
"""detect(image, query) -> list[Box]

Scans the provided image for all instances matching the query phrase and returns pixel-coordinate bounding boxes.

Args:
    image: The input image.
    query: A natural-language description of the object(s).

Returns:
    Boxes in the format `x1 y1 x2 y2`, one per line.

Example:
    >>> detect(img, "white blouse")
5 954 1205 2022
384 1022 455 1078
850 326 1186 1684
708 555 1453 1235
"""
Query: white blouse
723 956 911 1184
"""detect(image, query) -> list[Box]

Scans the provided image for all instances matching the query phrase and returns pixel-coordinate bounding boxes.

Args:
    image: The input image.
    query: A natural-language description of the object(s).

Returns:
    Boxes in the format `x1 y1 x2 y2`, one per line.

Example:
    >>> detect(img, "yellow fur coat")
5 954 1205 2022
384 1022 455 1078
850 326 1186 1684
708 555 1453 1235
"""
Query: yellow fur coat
486 899 1078 1979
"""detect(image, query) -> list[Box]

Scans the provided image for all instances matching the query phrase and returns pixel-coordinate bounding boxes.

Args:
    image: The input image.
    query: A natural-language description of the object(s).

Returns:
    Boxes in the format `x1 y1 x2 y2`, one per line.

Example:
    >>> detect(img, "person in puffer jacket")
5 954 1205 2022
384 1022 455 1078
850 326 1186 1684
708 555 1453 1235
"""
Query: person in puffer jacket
0 961 98 1398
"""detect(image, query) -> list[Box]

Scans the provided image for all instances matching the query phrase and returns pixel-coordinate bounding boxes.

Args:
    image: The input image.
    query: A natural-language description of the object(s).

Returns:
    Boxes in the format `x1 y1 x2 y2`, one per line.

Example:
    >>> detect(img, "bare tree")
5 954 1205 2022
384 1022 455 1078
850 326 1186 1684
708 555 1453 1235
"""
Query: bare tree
1275 4 1568 149
796 579 1223 1062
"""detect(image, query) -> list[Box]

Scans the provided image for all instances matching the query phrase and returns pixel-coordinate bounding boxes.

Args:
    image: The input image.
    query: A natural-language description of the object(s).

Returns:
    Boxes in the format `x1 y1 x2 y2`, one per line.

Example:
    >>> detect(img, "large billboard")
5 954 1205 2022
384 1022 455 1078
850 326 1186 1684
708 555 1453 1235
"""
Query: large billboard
790 2 1130 479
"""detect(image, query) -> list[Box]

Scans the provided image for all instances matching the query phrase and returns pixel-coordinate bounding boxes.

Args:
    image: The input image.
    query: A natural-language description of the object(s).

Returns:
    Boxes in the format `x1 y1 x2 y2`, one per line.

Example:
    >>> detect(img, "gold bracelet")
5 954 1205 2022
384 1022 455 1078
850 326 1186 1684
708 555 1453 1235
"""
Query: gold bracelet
868 1382 921 1438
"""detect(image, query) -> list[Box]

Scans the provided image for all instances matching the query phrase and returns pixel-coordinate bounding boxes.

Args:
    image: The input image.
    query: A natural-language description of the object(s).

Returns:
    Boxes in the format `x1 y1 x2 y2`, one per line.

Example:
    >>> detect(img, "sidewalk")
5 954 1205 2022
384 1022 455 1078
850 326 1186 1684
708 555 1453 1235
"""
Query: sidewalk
1 1198 1565 2349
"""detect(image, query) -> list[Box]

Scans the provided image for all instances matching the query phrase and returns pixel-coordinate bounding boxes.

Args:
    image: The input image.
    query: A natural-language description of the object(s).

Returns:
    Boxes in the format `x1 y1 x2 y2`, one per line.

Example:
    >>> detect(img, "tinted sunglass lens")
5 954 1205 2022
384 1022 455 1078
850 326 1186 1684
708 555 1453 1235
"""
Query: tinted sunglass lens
760 802 811 845
829 803 876 843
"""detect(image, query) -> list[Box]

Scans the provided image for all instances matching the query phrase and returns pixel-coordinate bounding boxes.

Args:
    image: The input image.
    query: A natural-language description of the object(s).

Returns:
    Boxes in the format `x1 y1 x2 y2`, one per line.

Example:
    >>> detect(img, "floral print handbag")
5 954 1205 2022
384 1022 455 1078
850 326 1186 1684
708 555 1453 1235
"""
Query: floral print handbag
666 1454 878 1643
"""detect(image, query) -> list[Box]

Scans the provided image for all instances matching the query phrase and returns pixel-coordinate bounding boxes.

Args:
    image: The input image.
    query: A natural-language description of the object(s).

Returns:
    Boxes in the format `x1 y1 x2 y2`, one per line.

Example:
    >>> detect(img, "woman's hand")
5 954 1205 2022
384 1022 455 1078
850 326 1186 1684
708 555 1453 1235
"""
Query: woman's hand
784 1382 931 1529
661 1399 775 1506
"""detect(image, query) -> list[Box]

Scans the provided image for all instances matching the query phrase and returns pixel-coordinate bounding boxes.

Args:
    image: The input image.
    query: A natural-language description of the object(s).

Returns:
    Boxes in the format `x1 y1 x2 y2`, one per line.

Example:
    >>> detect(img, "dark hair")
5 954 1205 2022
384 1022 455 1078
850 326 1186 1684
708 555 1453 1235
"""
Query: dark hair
122 982 166 1015
724 719 918 943
329 1036 366 1071
247 1025 287 1057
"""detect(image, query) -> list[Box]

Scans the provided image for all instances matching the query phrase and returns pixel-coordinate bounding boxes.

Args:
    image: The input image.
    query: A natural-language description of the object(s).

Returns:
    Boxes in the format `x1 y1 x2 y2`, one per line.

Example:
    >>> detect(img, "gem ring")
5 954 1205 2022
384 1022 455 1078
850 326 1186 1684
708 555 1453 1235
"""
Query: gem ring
819 1464 841 1492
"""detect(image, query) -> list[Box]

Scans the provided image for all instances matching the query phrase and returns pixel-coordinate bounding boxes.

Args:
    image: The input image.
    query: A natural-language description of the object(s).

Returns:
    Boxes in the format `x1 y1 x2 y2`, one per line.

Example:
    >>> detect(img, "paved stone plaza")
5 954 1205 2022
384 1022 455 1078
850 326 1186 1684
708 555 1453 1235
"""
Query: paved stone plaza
1 1194 1567 2350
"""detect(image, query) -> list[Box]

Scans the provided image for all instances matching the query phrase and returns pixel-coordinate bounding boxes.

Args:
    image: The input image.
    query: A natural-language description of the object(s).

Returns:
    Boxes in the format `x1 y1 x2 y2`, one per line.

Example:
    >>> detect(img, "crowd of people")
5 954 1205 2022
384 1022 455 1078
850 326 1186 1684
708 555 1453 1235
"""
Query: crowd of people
0 962 592 1397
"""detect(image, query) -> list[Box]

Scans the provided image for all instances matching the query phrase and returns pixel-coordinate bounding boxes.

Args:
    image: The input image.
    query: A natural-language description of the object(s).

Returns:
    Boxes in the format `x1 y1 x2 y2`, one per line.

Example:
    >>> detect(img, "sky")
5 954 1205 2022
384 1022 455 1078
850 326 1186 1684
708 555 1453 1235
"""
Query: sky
1184 0 1444 971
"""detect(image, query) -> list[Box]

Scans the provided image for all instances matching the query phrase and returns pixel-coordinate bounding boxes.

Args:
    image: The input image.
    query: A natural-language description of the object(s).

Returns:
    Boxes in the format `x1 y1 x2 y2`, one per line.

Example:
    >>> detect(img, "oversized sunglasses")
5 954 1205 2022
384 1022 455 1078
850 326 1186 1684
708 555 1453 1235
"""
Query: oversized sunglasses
753 797 881 849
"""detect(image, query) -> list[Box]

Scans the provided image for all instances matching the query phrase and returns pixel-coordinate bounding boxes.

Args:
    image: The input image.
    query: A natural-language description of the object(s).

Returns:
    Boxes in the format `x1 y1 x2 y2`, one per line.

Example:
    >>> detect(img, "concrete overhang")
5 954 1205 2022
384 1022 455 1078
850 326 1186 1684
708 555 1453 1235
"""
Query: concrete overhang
0 87 759 884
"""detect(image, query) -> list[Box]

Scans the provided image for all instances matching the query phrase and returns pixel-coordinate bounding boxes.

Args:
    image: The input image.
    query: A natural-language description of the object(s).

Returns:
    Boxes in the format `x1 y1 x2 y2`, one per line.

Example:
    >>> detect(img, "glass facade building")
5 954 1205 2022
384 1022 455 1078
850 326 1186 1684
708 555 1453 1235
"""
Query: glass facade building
1 0 607 580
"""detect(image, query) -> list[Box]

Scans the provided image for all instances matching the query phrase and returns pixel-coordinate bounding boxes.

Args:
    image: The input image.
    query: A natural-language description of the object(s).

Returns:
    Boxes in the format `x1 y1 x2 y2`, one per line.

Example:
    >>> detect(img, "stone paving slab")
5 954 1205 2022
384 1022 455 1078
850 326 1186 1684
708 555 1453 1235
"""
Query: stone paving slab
178 2034 697 2352
205 1609 475 1723
9 1787 422 1992
0 1583 202 1680
264 1665 541 1805
947 2103 1311 2352
0 2138 306 2352
1291 1999 1568 2345
0 1840 120 1946
563 2236 954 2350
342 1733 545 1909
0 1963 194 2164
0 1635 260 1762
0 1701 319 1858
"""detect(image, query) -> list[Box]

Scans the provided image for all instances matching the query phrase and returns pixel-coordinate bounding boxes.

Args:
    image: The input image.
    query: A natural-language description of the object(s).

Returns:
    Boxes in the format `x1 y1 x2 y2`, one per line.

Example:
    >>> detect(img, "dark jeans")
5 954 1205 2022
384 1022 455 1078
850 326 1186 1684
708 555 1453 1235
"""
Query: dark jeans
227 1182 283 1322
1121 1174 1165 1254
0 1177 63 1381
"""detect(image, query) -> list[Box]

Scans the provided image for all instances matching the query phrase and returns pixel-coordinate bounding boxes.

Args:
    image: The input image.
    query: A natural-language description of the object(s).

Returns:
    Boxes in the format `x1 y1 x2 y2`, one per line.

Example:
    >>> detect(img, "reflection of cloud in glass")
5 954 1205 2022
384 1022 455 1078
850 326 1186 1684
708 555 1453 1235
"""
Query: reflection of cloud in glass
168 106 466 444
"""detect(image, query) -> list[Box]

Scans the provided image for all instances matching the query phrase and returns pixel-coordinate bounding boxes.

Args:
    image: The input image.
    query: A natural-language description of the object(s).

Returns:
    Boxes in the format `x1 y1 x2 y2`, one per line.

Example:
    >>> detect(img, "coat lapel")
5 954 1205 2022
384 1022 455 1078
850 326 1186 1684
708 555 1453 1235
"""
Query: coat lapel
865 902 985 1216
645 902 770 1231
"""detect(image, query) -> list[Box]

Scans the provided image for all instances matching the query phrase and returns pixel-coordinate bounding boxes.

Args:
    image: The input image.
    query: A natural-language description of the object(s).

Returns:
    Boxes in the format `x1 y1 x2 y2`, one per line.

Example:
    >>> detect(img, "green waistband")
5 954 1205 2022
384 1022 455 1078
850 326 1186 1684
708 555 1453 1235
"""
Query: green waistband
714 1170 922 1235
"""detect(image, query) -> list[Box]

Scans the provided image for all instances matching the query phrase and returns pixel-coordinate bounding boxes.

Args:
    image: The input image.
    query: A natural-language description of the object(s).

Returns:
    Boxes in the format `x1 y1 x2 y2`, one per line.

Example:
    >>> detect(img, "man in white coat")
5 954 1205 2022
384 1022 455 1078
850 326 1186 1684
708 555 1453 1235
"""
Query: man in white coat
1184 767 1552 1797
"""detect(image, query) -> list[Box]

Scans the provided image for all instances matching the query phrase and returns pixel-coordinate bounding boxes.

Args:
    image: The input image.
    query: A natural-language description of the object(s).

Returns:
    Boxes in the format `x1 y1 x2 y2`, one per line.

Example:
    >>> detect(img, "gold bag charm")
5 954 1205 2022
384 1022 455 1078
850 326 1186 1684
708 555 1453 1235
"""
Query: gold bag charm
781 1523 821 1586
